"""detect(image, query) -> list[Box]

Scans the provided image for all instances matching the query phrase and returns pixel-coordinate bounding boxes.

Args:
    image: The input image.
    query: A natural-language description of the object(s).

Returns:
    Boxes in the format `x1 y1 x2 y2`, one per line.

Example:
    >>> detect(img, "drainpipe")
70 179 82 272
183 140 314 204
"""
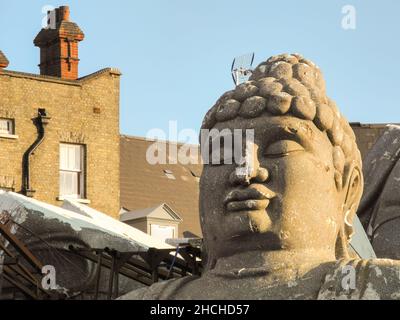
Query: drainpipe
21 108 51 197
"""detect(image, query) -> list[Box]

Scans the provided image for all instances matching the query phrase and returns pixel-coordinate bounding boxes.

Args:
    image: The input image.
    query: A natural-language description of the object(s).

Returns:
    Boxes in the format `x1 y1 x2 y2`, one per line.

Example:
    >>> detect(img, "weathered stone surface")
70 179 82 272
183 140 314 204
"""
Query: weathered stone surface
215 99 241 122
268 61 293 79
281 78 310 97
120 54 400 300
233 83 259 102
314 103 334 131
258 78 282 97
291 96 316 120
239 96 266 118
266 92 292 115
358 125 400 260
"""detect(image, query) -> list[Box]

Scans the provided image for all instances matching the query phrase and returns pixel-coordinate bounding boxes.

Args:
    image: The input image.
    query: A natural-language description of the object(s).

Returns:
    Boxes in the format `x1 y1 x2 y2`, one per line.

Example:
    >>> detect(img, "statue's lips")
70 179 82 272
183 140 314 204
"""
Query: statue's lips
224 184 276 212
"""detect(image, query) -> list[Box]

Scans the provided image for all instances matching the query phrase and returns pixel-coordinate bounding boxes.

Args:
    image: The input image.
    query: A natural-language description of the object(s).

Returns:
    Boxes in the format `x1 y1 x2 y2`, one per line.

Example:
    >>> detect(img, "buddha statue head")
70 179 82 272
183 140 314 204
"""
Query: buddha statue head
199 54 364 270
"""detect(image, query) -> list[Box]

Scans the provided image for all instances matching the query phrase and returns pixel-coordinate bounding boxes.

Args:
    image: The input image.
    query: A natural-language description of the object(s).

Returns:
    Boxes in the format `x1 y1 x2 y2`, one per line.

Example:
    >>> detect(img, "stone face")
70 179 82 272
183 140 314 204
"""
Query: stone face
0 69 121 218
120 53 400 300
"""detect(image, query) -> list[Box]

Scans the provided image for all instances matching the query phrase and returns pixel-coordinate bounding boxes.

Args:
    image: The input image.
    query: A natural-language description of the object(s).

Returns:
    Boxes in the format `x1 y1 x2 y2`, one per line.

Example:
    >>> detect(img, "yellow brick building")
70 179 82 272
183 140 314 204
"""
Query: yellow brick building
0 6 120 218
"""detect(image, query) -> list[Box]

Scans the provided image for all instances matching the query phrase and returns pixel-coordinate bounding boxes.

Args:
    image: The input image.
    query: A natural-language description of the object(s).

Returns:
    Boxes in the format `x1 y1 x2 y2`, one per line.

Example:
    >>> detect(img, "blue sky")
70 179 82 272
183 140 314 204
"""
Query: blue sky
1 0 399 142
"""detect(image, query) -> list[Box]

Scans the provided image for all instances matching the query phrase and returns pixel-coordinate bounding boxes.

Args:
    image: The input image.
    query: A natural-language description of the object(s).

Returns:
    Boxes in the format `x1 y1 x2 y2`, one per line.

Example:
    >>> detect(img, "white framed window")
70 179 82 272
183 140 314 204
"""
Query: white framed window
150 224 175 242
59 143 85 199
0 119 14 135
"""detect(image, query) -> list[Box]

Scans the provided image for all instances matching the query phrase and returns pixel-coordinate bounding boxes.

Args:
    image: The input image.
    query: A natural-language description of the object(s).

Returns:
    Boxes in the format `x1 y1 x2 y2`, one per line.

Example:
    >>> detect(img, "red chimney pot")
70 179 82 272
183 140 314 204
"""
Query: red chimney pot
58 6 70 22
33 6 84 80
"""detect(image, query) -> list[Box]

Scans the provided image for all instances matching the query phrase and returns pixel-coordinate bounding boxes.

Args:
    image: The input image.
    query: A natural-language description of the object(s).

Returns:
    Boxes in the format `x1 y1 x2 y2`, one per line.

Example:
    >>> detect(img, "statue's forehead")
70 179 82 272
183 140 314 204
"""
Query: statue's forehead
210 115 320 138
207 115 333 158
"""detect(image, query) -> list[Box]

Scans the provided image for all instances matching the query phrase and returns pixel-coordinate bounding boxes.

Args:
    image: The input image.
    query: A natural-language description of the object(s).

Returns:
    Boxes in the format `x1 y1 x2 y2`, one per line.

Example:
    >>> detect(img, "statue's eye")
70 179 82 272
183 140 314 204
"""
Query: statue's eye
264 140 304 157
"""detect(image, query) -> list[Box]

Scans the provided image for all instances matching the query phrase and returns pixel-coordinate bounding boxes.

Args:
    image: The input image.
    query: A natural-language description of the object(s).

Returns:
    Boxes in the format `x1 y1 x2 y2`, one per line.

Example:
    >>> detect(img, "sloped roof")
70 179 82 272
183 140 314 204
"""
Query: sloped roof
120 203 182 222
120 135 202 237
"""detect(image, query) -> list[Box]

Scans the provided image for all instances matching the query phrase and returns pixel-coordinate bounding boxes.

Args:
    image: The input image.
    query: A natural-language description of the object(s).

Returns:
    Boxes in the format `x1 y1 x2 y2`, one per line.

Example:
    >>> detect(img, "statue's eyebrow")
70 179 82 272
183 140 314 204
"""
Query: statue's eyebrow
263 124 311 149
265 125 300 141
283 125 300 136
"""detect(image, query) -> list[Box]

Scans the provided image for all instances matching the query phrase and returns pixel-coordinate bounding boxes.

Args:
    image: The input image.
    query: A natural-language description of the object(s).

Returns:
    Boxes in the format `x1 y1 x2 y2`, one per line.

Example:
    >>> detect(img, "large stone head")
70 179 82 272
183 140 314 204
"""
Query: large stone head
199 54 363 268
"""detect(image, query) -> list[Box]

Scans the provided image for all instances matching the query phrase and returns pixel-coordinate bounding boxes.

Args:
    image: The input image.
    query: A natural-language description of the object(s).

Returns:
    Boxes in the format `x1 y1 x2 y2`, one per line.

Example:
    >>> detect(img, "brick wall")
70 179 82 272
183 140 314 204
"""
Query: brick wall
0 68 121 218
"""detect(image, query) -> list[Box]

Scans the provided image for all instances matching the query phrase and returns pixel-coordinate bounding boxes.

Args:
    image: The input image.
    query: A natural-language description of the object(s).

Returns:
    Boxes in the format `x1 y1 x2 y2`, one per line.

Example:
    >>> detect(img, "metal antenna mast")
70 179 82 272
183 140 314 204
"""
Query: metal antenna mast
231 53 255 86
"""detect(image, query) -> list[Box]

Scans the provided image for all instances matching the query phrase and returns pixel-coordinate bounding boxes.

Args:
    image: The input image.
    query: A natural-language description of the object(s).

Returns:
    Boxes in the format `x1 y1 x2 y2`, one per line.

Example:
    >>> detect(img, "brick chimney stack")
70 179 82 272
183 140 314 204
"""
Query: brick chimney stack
33 6 84 80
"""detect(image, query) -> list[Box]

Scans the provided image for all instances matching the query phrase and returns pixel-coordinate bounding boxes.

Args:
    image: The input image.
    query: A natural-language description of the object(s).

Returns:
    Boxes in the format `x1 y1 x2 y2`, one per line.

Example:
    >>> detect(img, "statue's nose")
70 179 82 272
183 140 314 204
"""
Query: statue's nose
229 162 269 186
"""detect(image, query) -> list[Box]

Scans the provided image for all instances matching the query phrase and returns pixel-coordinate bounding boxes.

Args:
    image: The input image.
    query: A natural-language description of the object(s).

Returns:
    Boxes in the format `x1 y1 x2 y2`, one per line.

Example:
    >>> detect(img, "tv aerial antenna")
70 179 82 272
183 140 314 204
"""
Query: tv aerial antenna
231 52 255 86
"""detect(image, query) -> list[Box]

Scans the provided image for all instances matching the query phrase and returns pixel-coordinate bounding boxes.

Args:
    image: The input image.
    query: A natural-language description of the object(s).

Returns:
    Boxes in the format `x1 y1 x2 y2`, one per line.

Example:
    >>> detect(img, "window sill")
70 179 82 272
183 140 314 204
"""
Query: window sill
57 196 91 204
0 133 18 140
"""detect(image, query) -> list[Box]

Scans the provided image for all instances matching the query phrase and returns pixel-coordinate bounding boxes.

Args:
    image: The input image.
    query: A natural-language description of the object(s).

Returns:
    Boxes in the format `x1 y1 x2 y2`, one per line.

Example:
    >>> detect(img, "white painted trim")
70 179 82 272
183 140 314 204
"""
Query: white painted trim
0 133 18 140
57 196 90 204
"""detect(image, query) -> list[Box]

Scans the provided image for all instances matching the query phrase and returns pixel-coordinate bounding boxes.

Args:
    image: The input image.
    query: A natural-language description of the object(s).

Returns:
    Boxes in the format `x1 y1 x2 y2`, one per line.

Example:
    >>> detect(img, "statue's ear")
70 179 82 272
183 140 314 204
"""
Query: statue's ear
335 164 363 259
343 164 364 238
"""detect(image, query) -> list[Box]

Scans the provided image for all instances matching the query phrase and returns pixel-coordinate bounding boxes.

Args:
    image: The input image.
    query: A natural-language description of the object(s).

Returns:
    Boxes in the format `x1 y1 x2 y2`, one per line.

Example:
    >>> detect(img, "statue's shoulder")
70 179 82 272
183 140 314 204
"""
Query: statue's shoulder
118 275 199 300
318 258 400 300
